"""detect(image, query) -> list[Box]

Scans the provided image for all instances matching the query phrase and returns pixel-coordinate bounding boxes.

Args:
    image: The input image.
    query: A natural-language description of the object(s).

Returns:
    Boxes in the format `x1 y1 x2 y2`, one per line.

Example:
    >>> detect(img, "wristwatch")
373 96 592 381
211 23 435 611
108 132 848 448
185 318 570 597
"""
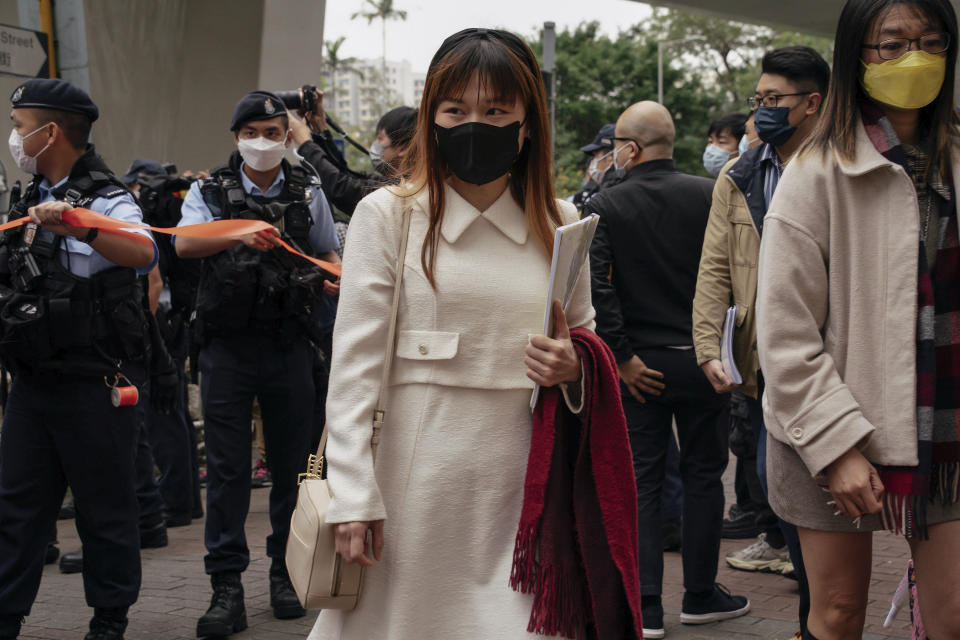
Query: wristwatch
81 227 99 244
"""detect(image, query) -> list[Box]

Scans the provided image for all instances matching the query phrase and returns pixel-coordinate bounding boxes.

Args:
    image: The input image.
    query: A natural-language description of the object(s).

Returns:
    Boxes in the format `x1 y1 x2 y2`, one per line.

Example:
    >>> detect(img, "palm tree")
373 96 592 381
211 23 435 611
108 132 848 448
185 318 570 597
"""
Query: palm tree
322 37 364 118
351 0 408 105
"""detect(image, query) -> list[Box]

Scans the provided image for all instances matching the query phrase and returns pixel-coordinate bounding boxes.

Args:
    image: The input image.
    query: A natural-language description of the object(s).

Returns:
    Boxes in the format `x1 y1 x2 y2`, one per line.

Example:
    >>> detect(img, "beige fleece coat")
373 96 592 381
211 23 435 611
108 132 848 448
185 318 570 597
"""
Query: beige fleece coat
757 117 960 477
309 184 595 640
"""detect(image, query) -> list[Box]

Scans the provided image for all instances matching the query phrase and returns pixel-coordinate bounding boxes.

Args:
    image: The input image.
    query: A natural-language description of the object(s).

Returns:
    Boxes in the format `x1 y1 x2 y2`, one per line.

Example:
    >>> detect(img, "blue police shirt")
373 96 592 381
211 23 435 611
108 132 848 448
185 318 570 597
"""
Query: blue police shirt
177 162 340 254
37 176 158 277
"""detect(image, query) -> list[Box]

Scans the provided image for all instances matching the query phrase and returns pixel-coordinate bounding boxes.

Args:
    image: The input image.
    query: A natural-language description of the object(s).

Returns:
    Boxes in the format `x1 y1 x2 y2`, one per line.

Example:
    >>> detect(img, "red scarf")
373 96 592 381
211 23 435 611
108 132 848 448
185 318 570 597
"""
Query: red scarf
510 328 643 639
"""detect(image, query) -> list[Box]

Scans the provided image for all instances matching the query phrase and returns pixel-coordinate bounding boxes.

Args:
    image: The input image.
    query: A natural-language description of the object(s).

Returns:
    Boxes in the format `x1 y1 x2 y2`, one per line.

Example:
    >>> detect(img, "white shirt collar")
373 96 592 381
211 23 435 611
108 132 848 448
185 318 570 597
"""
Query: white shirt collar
415 182 528 245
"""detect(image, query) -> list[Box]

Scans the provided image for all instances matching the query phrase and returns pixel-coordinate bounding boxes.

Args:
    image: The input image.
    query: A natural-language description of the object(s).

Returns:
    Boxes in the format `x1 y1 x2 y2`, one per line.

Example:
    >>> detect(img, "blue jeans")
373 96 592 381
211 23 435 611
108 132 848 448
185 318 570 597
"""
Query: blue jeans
751 391 810 634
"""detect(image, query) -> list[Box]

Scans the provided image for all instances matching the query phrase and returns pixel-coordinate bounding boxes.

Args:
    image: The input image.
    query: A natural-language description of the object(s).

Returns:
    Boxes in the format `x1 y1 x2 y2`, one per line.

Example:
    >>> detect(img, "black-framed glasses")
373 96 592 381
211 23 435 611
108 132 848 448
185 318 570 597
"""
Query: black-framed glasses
747 92 811 110
605 136 641 149
862 32 951 60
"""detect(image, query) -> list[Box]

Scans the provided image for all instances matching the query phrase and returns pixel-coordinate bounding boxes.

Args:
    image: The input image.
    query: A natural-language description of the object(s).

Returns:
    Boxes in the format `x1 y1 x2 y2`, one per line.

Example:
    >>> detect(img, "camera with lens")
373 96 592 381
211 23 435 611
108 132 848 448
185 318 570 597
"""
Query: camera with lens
276 84 319 115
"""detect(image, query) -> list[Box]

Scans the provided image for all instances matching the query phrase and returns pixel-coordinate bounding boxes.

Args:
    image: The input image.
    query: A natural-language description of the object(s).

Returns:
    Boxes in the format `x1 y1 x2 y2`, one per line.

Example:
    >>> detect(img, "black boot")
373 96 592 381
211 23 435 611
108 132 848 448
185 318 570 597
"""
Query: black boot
84 606 128 640
196 572 246 638
44 541 60 565
60 549 83 574
269 557 306 619
0 615 22 640
139 512 168 549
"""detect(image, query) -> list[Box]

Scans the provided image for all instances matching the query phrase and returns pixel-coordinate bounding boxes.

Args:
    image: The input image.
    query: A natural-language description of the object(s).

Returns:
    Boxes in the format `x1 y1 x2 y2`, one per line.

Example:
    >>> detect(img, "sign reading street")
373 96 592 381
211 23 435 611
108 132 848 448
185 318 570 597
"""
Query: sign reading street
0 23 49 79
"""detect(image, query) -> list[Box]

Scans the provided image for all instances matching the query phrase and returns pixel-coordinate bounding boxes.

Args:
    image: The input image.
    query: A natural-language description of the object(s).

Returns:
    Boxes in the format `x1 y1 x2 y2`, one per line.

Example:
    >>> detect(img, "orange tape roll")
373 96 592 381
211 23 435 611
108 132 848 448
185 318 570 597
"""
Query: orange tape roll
110 385 139 407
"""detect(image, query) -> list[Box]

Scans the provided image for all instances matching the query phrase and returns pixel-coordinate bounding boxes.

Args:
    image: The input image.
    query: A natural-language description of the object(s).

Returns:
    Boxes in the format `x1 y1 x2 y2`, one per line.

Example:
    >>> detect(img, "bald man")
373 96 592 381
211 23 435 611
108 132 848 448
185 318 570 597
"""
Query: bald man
586 101 750 637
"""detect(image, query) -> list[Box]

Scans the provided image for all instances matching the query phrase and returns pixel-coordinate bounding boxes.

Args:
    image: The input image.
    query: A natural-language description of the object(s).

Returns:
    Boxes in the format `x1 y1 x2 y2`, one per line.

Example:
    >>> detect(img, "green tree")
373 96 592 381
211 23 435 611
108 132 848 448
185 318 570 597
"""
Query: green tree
351 0 408 105
322 37 365 119
527 22 715 194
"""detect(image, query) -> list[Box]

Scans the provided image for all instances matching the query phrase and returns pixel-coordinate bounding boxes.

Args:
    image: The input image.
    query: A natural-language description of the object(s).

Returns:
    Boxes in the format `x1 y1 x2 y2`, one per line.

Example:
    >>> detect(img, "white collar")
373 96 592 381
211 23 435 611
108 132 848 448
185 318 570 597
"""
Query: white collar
415 182 528 245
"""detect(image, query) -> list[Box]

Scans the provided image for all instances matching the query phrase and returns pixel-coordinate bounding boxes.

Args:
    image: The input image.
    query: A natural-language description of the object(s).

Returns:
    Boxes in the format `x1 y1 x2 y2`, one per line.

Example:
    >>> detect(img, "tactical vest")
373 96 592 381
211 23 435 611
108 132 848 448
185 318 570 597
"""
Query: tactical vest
137 173 202 319
193 153 327 344
0 148 150 376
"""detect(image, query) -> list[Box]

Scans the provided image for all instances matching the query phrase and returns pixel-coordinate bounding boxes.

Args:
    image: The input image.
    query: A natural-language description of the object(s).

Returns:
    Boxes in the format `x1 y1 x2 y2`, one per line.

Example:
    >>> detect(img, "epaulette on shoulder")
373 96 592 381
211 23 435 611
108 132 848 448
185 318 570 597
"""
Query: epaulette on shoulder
94 184 130 199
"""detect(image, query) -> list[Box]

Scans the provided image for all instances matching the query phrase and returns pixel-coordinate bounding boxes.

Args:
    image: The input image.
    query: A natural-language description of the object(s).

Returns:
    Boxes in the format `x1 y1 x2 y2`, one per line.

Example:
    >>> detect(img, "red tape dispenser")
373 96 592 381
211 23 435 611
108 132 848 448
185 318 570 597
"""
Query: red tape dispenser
105 373 139 407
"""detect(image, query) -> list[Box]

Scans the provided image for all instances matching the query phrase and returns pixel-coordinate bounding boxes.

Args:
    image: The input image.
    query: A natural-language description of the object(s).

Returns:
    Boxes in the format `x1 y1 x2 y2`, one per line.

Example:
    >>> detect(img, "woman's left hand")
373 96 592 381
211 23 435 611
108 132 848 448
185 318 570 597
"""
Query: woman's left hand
525 300 581 387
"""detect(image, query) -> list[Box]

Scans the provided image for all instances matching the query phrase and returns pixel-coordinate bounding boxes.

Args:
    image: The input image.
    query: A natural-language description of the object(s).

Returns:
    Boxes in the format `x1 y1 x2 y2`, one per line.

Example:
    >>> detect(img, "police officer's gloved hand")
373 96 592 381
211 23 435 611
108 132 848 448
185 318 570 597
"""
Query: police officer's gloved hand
151 369 180 415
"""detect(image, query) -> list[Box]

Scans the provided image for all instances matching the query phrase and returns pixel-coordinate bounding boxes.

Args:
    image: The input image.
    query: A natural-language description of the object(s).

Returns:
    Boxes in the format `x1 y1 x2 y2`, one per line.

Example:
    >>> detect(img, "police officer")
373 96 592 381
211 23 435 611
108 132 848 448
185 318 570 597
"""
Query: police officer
0 79 158 640
174 91 340 637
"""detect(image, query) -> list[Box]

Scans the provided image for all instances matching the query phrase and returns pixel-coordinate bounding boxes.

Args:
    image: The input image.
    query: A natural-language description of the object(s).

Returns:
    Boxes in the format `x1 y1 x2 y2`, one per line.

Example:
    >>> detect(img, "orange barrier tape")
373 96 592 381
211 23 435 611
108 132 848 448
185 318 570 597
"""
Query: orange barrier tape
0 208 342 279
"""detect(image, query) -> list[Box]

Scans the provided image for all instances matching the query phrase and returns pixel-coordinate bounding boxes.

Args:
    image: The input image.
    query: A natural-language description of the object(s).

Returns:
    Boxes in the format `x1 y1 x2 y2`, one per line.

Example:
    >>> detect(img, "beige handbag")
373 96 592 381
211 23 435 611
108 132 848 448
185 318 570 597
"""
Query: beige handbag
285 208 412 610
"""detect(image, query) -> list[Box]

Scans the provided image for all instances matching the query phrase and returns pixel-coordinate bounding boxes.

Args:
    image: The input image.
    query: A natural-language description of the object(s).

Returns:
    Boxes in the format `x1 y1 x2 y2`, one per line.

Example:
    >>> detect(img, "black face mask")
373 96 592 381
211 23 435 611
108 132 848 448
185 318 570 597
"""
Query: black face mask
433 120 522 185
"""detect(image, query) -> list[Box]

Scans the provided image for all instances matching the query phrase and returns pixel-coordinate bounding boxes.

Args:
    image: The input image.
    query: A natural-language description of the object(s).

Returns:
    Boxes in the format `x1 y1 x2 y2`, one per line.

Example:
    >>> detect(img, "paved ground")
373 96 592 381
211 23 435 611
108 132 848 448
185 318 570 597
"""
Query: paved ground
22 459 915 639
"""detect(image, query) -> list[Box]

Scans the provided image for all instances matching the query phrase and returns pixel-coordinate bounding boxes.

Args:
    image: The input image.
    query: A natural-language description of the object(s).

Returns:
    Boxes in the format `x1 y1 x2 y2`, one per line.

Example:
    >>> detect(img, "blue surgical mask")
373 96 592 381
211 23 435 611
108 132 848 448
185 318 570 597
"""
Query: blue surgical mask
737 134 757 156
754 106 798 147
702 144 731 177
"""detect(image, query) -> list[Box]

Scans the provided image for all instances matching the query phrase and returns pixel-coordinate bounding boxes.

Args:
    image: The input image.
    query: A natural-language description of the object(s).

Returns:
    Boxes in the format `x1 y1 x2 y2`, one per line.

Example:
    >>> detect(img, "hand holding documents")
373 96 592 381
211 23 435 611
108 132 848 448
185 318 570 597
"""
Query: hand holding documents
530 214 600 410
721 305 743 385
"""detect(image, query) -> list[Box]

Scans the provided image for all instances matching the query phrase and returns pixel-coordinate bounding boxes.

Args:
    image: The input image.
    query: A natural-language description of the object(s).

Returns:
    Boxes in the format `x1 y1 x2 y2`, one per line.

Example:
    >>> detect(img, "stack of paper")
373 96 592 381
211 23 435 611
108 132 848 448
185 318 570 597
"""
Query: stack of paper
721 305 743 385
530 214 600 410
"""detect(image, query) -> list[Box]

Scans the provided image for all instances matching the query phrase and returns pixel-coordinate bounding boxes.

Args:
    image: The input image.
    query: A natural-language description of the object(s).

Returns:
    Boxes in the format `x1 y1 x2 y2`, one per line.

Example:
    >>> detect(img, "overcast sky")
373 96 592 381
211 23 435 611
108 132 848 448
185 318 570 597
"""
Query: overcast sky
324 0 655 73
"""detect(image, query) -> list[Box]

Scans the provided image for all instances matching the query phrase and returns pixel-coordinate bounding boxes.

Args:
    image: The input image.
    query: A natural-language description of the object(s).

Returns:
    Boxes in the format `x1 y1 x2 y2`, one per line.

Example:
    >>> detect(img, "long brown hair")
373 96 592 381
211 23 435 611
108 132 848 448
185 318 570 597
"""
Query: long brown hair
804 0 960 176
395 28 561 288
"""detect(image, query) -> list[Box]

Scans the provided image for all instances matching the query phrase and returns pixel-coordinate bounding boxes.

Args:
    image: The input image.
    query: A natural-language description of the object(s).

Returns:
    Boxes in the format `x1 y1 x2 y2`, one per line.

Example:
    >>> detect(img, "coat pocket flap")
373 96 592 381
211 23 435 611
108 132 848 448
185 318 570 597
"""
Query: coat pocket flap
396 330 460 360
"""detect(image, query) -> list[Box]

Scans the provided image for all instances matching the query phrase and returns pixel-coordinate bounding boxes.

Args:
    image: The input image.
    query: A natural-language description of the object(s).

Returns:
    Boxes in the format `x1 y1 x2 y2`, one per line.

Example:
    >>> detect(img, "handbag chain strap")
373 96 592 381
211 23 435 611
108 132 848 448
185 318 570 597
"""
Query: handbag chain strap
306 207 412 481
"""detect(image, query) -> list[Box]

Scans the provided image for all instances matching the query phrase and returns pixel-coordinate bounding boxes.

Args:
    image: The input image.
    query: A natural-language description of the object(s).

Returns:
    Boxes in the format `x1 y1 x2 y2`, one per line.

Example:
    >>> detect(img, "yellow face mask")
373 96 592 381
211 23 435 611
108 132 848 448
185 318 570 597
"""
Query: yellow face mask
861 50 946 110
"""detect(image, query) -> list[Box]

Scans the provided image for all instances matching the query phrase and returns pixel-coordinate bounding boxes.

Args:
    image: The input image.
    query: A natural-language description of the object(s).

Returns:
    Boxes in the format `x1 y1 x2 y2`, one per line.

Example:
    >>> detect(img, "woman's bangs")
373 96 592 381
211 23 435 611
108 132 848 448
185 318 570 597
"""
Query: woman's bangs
431 40 526 108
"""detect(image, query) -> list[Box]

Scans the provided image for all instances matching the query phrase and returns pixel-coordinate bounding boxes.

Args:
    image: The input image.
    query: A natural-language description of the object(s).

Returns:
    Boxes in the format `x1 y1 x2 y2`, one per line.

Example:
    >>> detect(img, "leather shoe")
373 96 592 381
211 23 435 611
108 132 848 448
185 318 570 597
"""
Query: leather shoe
722 503 760 539
58 501 75 520
162 510 193 528
60 549 83 574
44 542 60 565
197 571 246 638
139 517 168 549
84 606 128 640
269 557 305 619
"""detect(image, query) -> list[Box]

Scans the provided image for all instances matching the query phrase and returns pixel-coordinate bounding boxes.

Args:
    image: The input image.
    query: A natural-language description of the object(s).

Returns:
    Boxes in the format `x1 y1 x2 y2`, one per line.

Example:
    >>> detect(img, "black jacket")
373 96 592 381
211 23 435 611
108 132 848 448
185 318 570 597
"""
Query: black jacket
724 144 768 236
296 130 383 216
585 159 714 363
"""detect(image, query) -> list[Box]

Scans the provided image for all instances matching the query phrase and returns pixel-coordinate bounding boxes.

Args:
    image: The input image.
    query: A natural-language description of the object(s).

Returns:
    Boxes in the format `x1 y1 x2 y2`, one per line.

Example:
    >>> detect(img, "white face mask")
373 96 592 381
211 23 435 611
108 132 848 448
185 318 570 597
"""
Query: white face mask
8 125 52 175
237 134 288 171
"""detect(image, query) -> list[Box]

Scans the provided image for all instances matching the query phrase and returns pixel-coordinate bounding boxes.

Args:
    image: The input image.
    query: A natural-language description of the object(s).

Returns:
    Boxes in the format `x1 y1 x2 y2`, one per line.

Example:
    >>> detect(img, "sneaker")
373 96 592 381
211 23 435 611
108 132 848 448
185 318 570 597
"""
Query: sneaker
641 597 665 639
680 583 750 624
251 460 272 489
725 532 792 573
722 503 759 539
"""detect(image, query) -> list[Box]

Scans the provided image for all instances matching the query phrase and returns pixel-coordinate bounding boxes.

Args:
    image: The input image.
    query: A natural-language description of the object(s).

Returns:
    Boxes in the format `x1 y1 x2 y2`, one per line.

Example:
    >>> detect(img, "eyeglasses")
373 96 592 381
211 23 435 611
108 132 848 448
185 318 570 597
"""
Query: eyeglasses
862 32 951 60
606 136 640 149
747 92 811 110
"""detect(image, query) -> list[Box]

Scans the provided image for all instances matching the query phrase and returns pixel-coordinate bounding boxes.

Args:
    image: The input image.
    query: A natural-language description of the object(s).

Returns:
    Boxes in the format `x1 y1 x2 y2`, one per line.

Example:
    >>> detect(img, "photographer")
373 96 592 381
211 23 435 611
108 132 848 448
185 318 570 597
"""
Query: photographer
288 91 416 215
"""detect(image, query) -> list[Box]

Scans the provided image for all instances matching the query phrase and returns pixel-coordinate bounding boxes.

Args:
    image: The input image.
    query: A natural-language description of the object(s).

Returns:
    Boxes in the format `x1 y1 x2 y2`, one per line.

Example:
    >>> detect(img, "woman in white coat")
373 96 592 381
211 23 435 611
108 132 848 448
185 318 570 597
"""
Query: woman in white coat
308 28 596 639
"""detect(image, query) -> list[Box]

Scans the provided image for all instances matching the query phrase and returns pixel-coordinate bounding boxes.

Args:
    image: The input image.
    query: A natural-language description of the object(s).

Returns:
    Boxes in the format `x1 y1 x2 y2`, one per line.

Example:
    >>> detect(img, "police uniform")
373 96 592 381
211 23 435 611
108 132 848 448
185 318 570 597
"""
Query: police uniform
0 79 158 639
128 164 203 525
175 91 338 633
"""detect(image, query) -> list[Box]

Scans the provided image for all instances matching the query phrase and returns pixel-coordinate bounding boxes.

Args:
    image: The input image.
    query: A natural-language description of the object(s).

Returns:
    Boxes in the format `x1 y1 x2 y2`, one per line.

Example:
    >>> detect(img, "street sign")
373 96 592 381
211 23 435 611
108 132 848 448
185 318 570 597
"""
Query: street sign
0 23 49 79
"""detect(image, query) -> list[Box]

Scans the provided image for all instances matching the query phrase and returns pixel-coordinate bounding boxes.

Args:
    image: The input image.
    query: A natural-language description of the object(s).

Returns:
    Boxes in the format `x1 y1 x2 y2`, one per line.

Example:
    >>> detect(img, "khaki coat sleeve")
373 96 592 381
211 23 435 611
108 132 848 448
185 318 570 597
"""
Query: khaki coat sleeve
692 176 734 366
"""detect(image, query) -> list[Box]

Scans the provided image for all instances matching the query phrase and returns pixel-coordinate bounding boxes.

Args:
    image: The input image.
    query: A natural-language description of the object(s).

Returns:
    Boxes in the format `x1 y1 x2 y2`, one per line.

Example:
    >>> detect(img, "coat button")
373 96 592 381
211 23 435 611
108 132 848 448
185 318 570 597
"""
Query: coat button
791 427 803 439
418 344 429 355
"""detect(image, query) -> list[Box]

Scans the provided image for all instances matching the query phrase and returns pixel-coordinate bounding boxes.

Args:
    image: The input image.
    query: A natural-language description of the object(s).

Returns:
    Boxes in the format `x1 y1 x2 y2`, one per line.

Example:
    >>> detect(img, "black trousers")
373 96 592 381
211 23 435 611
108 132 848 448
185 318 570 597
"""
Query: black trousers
134 383 164 522
0 369 142 615
199 334 313 574
146 360 197 517
622 348 729 597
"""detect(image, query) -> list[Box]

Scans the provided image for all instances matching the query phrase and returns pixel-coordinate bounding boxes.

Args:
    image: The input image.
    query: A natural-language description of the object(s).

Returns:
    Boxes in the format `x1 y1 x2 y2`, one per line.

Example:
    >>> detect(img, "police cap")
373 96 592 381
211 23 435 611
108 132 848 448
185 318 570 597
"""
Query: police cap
230 91 287 131
120 158 166 185
10 78 99 122
580 123 616 154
